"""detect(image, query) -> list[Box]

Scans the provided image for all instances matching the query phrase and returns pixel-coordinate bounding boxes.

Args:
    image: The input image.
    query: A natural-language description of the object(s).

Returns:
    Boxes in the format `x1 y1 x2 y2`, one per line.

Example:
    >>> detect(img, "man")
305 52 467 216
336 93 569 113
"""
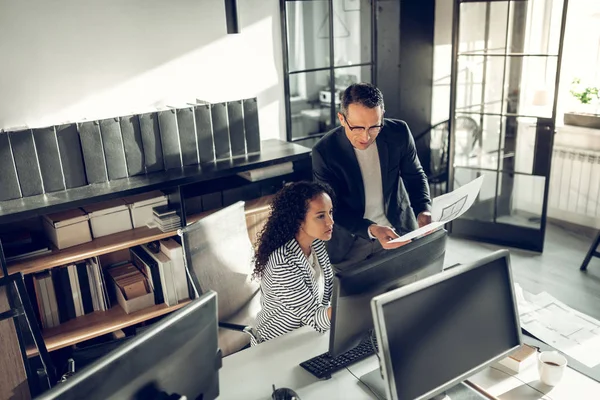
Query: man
312 83 432 270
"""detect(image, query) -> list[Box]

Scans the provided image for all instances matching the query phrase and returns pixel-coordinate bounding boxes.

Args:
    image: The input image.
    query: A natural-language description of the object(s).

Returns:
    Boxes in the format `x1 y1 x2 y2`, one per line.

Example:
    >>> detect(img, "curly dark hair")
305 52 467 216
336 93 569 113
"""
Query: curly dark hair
252 181 334 279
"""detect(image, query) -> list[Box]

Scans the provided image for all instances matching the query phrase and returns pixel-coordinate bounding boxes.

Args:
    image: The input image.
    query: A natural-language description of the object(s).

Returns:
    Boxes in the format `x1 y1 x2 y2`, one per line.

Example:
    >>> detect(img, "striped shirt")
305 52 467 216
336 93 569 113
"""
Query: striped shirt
254 238 333 343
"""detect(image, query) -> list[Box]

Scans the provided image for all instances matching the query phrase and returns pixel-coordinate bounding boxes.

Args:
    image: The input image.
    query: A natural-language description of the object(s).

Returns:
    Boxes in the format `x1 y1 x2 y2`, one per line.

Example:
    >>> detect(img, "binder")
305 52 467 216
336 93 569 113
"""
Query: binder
194 104 215 164
76 262 94 314
9 129 44 197
211 102 231 160
139 112 164 173
176 107 199 166
78 121 108 184
56 123 87 189
243 98 261 154
0 131 22 200
130 246 164 305
158 109 183 170
33 127 66 192
227 100 246 157
99 118 128 180
119 115 145 176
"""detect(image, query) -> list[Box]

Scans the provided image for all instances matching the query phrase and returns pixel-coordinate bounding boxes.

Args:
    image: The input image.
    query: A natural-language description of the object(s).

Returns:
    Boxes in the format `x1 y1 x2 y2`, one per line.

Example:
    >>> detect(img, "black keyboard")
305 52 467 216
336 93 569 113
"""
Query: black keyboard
299 337 378 379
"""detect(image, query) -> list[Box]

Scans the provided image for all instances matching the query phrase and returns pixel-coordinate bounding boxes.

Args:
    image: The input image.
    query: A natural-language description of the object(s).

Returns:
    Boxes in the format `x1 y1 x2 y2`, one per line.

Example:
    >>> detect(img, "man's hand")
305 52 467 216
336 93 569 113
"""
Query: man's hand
417 211 432 228
369 224 411 250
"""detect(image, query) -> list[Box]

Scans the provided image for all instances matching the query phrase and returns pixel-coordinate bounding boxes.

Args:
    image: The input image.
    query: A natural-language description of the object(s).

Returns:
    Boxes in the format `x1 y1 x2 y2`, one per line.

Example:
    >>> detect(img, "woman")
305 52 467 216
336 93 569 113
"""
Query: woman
253 181 335 343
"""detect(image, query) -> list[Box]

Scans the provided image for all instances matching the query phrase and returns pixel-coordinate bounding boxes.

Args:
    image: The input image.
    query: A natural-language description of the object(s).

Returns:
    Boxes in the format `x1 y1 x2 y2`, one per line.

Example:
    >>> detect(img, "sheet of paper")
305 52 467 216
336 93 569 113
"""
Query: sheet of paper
389 176 484 243
515 283 600 368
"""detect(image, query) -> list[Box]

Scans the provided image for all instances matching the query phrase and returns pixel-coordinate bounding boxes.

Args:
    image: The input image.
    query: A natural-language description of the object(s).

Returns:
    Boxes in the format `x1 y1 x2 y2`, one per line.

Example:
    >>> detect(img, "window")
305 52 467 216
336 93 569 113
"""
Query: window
281 0 376 146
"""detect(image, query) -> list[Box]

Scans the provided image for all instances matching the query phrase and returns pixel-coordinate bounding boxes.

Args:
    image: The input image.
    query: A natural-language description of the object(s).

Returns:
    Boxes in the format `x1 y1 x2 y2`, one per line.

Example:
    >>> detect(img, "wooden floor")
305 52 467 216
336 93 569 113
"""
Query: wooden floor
444 222 600 321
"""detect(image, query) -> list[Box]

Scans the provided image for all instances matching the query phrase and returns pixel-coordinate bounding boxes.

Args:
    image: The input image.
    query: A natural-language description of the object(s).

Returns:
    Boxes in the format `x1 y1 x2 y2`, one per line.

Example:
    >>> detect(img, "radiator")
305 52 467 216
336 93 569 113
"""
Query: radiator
547 146 600 227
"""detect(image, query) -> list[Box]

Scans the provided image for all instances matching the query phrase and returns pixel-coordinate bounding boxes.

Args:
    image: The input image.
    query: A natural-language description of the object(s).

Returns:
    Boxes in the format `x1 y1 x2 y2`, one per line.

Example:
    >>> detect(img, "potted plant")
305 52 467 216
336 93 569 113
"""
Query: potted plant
564 78 600 129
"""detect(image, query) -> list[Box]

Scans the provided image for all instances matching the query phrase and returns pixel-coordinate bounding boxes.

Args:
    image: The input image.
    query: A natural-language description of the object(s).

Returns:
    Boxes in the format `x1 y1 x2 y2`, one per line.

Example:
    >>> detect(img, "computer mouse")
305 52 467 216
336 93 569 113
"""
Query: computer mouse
271 385 301 400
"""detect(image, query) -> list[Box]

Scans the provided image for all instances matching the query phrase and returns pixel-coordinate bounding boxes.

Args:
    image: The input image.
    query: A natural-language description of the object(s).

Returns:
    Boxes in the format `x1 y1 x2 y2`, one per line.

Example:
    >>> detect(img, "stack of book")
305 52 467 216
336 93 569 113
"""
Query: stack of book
2 231 51 263
130 239 190 307
151 205 181 232
31 257 110 329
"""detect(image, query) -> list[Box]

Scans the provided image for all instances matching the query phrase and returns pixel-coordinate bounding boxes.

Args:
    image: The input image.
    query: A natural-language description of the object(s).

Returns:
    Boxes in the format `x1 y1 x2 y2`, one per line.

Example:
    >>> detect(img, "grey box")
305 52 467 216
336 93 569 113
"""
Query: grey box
211 102 231 160
56 123 87 188
33 127 66 193
176 107 199 166
78 121 108 184
158 109 183 170
0 131 22 200
99 118 128 180
228 100 246 157
119 115 145 176
139 112 164 173
194 104 215 164
9 129 44 197
243 98 261 154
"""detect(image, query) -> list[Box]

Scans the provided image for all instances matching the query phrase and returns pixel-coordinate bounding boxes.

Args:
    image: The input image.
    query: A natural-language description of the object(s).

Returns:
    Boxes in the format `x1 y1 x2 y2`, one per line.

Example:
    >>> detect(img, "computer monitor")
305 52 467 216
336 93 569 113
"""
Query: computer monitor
329 229 447 357
37 291 222 400
369 250 521 400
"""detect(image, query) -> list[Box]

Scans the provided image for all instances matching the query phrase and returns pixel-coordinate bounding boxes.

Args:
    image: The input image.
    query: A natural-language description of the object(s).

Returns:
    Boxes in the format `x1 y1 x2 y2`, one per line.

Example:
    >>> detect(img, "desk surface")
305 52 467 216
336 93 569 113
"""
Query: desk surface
219 327 600 400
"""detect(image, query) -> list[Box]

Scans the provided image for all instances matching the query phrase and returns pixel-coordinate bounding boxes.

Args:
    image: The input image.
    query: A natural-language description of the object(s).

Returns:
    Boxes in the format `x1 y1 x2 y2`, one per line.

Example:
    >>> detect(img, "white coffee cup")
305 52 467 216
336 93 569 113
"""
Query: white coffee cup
537 351 567 386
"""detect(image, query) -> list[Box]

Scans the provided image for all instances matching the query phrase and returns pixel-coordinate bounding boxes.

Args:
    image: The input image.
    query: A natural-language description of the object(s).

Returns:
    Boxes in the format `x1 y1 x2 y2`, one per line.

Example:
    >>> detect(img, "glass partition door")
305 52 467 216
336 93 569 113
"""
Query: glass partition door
448 0 569 251
281 0 376 148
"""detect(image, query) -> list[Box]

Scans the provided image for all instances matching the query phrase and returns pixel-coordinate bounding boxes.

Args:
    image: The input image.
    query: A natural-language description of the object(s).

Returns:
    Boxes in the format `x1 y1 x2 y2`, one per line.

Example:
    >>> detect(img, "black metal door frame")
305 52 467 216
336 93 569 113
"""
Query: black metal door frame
447 0 570 252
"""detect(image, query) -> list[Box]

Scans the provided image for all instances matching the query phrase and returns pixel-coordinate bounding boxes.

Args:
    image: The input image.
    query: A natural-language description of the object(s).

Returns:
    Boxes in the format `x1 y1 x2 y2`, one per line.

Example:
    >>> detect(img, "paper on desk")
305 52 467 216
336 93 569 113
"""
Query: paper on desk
515 283 600 368
389 176 484 243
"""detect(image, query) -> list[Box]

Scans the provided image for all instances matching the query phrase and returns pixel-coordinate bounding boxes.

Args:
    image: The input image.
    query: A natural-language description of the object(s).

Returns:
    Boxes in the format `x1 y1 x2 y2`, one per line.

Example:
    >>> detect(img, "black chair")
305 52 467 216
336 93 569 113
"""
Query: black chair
580 230 600 271
414 116 481 197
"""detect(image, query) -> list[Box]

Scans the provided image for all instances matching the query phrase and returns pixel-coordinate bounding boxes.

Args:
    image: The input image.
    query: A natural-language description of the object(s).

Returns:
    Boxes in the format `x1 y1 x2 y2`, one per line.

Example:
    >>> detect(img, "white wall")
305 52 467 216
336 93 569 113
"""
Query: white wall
0 0 285 140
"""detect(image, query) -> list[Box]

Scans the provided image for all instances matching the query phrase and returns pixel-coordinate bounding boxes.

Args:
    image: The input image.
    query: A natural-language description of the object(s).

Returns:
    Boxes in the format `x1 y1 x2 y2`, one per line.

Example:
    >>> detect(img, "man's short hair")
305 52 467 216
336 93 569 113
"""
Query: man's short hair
340 83 385 115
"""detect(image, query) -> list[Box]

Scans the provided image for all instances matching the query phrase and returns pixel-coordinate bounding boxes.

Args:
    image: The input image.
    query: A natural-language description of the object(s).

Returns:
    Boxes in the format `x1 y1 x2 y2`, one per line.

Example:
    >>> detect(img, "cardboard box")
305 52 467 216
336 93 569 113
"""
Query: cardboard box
111 276 154 314
123 191 168 228
43 208 92 249
83 199 133 238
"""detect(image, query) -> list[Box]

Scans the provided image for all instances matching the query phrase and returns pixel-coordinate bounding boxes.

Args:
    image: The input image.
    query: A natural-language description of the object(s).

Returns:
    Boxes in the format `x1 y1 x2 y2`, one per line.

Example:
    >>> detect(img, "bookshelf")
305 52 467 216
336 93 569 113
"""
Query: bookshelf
27 300 191 356
0 139 311 357
7 226 177 276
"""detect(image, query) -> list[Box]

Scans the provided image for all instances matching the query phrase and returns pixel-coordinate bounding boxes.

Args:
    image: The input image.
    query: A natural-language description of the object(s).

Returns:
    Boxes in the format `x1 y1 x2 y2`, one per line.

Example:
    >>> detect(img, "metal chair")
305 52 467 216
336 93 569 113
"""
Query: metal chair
580 230 600 271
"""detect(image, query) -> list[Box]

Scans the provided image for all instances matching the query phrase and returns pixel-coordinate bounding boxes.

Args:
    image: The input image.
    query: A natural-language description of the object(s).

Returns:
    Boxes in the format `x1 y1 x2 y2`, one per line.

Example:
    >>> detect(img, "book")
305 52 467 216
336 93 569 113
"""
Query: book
130 246 164 305
498 344 537 373
160 238 190 302
141 243 178 306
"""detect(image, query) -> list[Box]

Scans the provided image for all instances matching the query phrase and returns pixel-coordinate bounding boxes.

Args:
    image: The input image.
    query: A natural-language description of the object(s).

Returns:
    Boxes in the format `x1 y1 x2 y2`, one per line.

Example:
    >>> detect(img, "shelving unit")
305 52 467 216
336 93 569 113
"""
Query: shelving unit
0 139 311 357
8 226 177 276
27 300 190 356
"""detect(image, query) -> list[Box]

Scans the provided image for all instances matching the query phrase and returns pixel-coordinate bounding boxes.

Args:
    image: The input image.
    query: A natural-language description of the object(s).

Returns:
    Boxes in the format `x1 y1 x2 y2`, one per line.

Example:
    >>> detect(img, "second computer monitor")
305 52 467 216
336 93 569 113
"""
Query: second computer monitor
37 291 222 400
371 250 521 400
329 229 447 357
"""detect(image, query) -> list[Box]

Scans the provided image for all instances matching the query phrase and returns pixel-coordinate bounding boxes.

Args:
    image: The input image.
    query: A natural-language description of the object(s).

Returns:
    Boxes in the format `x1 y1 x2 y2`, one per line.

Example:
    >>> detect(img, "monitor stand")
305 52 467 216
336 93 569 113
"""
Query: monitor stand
360 369 489 400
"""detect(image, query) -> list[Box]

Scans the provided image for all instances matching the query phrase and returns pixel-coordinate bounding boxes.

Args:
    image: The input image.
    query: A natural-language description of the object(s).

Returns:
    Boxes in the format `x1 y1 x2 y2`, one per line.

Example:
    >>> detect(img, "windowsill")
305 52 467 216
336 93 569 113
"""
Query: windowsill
555 123 600 151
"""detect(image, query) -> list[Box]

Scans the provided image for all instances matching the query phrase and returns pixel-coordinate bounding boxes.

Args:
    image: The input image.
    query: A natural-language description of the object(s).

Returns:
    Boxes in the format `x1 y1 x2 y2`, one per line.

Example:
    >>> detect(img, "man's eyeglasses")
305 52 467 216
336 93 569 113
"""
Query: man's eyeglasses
341 114 384 136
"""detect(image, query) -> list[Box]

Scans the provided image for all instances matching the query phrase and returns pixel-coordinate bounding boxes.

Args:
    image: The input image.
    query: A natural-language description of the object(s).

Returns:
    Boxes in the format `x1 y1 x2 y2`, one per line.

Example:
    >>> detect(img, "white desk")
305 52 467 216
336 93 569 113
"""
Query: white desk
219 327 599 400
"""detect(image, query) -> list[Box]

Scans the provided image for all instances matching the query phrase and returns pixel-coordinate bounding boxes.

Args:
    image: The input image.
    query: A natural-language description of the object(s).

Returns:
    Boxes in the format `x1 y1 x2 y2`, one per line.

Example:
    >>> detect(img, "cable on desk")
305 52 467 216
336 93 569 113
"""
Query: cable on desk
370 330 380 364
489 365 553 400
345 367 383 400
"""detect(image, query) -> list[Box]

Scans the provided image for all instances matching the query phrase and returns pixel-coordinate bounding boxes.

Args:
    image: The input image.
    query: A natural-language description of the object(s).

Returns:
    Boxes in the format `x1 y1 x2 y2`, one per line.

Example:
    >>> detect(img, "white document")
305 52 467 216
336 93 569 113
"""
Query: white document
515 284 600 368
389 176 484 243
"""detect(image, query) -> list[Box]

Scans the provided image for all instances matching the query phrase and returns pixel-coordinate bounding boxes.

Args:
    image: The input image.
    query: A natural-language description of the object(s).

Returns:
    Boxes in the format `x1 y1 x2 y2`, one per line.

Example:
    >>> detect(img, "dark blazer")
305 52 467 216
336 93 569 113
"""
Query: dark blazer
312 118 431 263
